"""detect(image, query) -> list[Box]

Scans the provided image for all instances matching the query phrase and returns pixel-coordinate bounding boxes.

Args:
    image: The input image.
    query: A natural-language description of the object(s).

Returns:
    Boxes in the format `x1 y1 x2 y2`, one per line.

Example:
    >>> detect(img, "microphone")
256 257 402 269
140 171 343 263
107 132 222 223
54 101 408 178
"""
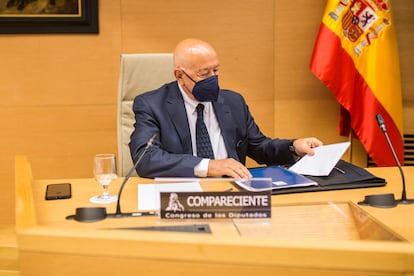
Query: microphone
113 133 157 217
66 134 157 222
358 114 413 208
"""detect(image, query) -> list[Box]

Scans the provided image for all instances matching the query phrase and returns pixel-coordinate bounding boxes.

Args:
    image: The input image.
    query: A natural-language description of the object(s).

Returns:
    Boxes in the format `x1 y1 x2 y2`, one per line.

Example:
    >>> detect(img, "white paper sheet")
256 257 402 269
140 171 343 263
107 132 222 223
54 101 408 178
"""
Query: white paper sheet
288 142 350 176
137 182 203 211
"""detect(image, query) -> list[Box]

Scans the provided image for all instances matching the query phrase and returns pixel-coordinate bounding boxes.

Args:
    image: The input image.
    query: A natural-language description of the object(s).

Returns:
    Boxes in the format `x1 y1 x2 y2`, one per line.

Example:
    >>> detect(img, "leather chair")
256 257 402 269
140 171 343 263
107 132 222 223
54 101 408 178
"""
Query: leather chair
117 53 175 176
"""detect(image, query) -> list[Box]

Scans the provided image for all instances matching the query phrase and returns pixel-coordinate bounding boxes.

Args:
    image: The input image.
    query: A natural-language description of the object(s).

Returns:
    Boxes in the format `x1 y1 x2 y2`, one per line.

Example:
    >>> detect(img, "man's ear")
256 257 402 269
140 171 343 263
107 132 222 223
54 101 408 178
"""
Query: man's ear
174 68 183 80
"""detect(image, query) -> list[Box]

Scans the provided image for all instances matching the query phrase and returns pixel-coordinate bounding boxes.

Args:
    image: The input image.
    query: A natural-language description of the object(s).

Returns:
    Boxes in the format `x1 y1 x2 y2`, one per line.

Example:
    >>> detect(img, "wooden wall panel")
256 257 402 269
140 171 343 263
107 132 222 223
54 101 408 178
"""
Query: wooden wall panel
120 0 275 108
0 0 122 225
394 0 414 133
273 1 347 158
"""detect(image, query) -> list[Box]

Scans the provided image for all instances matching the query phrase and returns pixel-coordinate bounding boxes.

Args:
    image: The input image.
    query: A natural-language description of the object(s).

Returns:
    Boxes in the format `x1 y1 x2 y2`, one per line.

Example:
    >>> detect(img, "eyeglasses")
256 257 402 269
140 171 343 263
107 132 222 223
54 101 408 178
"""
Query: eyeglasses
195 66 219 78
180 66 219 81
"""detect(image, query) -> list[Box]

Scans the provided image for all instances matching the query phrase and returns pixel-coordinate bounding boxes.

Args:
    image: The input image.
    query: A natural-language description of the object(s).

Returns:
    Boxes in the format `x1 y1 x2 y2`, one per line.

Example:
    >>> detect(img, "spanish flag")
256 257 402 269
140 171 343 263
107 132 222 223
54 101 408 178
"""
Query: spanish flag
310 0 404 166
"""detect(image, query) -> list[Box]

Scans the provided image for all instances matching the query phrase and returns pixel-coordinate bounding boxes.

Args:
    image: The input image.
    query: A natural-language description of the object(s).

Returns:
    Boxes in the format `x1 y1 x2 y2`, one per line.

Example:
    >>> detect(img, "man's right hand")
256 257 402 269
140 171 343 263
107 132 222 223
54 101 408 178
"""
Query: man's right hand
207 158 252 179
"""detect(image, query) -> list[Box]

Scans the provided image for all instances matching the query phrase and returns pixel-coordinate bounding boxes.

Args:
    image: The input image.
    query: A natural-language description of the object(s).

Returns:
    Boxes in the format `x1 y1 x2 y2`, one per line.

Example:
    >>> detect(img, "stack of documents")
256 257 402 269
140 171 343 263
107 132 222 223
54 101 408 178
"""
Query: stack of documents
289 142 350 176
235 142 350 191
235 142 385 194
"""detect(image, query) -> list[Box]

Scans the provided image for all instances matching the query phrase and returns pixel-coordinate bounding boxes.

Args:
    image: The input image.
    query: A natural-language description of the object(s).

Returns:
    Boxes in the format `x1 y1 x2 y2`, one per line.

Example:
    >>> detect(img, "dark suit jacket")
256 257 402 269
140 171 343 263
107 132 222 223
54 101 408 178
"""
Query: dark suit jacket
129 81 295 178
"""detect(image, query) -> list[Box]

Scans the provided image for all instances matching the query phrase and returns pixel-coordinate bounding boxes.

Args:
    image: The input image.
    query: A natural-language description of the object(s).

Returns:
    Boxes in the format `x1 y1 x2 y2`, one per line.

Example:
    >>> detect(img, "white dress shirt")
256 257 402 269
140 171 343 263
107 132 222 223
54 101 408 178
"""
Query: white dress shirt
178 84 228 177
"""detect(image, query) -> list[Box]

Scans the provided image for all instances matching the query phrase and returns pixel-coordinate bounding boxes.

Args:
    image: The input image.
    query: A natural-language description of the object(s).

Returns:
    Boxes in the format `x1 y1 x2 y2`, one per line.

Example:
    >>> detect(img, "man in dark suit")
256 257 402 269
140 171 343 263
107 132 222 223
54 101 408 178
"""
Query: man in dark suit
130 38 322 178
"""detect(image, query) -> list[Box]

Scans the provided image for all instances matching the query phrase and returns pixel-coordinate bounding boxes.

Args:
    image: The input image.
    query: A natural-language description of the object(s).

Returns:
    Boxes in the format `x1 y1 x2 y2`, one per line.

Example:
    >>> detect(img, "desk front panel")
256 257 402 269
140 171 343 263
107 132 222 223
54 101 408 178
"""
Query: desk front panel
16 166 414 275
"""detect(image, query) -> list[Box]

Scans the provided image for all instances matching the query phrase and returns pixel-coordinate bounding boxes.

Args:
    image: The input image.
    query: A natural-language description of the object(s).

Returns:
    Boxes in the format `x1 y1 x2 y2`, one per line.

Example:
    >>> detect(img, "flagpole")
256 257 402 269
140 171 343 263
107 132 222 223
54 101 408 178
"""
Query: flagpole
348 130 353 163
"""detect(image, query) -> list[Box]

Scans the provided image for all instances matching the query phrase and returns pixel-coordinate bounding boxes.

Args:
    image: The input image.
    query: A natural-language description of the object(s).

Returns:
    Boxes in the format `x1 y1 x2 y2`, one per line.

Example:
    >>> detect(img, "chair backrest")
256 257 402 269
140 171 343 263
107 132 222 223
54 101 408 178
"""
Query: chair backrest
117 53 175 176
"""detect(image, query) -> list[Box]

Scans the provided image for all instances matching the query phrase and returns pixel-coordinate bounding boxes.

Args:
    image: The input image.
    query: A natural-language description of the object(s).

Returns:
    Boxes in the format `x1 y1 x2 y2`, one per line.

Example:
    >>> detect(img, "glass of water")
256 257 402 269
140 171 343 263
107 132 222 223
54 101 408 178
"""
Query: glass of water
90 153 118 204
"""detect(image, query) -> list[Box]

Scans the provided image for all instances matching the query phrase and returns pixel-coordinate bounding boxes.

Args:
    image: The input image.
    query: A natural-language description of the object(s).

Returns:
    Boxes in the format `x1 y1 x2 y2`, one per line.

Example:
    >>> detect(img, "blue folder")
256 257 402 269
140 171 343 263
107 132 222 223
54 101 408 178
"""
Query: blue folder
234 165 317 192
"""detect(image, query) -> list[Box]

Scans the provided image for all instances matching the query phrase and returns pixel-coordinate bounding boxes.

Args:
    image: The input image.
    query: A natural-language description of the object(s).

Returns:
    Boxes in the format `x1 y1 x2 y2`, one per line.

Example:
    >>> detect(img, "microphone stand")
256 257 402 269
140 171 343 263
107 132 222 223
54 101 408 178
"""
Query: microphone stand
358 114 413 208
111 133 157 218
67 134 157 222
381 125 411 204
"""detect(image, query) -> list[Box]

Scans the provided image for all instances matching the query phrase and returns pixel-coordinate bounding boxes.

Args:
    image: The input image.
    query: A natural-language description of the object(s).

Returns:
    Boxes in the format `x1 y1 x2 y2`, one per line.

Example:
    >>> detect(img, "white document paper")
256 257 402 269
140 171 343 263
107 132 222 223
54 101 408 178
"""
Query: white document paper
288 142 350 176
138 182 203 211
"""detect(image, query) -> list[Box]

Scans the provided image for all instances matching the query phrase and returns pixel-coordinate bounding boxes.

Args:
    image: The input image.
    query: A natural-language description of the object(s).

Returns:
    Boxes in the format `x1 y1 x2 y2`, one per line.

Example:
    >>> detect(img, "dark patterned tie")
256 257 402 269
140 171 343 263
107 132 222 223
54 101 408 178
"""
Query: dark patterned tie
196 104 215 159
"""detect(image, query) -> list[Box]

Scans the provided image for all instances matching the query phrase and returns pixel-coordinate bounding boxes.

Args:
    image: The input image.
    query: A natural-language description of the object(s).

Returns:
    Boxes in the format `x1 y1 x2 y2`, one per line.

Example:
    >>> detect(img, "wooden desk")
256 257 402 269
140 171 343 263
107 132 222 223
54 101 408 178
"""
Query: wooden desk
15 156 414 276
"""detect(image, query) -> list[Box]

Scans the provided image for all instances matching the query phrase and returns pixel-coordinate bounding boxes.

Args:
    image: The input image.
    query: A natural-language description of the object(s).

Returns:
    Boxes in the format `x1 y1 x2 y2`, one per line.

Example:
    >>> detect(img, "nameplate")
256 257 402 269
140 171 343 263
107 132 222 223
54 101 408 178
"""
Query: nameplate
160 191 271 219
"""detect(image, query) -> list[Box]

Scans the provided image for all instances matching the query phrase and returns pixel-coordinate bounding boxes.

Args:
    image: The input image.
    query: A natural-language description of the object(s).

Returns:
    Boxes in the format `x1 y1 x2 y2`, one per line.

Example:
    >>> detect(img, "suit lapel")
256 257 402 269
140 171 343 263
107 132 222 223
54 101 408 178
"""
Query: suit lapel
166 83 193 154
213 97 238 160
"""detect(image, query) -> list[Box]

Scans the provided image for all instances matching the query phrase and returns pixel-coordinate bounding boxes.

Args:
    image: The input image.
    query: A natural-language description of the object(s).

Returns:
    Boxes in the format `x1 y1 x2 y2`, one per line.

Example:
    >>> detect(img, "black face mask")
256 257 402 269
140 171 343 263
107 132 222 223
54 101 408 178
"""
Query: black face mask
182 71 220 102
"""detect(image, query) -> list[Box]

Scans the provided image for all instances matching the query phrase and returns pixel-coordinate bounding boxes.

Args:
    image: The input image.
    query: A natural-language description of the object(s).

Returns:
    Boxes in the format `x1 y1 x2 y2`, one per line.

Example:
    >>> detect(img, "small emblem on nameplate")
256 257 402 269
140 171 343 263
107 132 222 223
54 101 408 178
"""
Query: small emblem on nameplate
160 191 271 219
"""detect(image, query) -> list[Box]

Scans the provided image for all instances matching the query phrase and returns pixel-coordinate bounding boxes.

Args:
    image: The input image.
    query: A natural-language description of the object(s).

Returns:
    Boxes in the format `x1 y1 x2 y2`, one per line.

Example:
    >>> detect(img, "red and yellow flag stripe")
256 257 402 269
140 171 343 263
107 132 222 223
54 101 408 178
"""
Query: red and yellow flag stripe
310 0 404 166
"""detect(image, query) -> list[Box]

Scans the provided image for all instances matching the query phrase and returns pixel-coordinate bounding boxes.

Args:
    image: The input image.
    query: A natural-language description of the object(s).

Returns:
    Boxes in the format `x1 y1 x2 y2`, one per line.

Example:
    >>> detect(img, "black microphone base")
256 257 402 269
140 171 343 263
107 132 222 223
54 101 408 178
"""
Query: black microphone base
358 193 414 208
397 198 414 205
66 207 158 223
66 207 107 222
